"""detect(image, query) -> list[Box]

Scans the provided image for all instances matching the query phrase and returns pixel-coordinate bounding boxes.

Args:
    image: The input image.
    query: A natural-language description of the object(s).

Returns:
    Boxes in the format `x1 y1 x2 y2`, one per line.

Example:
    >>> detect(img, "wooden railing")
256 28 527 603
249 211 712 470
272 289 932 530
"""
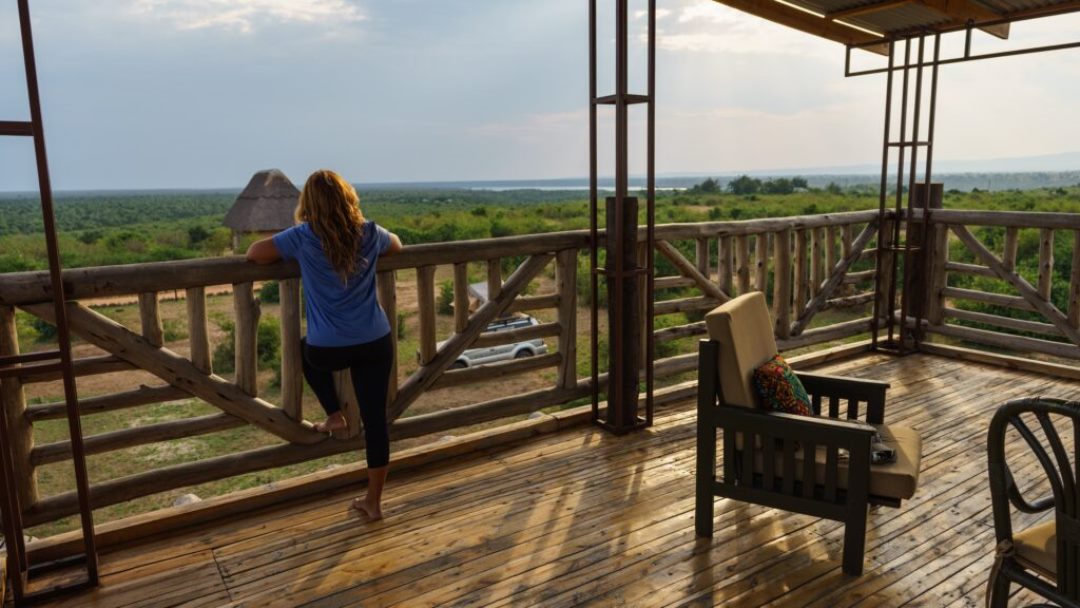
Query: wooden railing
919 210 1080 363
0 211 885 528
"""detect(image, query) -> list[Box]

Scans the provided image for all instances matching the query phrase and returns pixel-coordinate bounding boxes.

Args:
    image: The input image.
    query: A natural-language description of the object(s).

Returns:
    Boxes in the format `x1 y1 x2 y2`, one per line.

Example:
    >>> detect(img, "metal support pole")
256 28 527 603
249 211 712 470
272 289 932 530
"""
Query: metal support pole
589 0 654 433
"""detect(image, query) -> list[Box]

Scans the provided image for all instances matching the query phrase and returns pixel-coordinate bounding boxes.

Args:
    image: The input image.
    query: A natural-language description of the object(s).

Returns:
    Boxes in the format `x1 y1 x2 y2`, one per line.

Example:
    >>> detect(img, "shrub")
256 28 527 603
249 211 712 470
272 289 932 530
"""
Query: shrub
32 317 56 343
396 311 407 341
212 318 281 374
437 280 454 315
259 280 280 304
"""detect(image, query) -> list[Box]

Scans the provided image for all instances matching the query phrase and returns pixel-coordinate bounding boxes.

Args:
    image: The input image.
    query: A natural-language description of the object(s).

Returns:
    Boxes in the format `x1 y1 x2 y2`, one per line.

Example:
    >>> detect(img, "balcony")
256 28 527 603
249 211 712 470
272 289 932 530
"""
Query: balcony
2 209 1078 606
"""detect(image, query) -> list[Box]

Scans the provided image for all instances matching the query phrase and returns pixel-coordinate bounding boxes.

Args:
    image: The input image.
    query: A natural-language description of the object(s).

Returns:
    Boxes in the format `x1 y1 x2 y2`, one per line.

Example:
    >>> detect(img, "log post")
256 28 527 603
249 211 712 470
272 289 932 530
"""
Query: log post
637 242 650 368
1003 227 1019 271
186 287 212 374
487 258 502 302
876 216 896 327
754 233 769 294
233 282 259 396
453 263 470 334
718 236 733 297
556 249 578 390
1038 228 1054 301
1 305 38 508
377 271 399 404
794 229 809 318
417 266 437 365
332 370 360 440
841 224 854 296
138 292 163 347
735 235 751 296
811 227 825 298
826 225 838 274
605 196 640 431
927 223 949 326
279 278 303 420
774 228 792 340
1070 231 1080 330
905 183 943 340
695 238 710 279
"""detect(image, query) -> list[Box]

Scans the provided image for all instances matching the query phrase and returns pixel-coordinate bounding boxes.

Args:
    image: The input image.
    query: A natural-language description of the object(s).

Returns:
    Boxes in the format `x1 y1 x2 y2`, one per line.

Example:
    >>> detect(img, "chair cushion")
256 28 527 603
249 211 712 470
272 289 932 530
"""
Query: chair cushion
738 422 922 500
752 354 812 416
705 292 777 408
1013 520 1056 580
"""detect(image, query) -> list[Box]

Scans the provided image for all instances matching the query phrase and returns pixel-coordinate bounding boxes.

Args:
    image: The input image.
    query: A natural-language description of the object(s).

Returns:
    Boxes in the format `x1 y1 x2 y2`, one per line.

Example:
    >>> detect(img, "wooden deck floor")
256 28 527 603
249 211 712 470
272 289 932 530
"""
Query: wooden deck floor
31 352 1080 607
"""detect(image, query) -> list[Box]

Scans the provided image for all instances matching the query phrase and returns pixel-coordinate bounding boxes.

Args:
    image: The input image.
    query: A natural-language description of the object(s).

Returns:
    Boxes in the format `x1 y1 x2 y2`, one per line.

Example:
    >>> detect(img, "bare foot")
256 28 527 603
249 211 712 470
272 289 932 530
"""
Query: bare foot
351 497 383 521
314 413 347 433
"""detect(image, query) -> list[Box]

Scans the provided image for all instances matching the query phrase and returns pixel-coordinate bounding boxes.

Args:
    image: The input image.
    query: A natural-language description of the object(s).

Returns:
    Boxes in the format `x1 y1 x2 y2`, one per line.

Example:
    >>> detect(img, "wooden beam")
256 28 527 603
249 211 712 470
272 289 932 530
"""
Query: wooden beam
827 0 909 20
710 0 888 53
951 225 1080 346
656 240 731 303
388 254 554 421
279 278 303 420
23 302 326 445
792 221 878 336
915 0 1009 38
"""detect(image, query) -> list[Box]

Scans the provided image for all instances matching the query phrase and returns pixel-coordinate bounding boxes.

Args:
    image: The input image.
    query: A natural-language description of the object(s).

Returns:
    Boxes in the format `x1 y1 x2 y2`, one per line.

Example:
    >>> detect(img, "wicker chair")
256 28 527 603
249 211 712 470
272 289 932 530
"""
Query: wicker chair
694 292 922 576
987 397 1080 608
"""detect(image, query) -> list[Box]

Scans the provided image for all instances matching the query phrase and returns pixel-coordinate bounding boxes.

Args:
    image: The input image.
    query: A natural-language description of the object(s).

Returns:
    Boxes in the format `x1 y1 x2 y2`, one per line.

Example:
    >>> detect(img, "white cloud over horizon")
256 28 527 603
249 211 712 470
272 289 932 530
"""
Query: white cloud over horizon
128 0 366 33
0 0 1077 191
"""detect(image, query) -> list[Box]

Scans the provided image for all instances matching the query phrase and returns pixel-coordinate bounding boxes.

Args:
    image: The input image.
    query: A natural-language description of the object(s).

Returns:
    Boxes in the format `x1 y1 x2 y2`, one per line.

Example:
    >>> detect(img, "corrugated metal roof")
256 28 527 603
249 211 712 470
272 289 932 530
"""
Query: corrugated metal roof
711 0 1079 49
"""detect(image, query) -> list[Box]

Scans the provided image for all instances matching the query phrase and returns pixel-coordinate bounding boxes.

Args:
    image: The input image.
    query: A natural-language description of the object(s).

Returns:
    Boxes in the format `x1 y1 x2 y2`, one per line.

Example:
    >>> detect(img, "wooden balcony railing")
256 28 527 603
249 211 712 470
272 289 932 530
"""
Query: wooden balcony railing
0 210 887 529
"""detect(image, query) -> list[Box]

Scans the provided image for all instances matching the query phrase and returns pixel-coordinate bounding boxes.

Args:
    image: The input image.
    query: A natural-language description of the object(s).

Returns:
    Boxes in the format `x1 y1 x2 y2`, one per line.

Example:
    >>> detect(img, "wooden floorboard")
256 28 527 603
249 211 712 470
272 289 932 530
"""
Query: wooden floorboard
24 352 1080 607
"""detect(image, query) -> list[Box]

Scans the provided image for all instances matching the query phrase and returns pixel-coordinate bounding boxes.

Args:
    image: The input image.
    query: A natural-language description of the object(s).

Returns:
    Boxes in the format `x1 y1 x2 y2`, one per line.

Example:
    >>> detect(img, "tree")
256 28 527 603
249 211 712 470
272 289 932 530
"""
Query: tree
728 175 762 195
692 177 721 193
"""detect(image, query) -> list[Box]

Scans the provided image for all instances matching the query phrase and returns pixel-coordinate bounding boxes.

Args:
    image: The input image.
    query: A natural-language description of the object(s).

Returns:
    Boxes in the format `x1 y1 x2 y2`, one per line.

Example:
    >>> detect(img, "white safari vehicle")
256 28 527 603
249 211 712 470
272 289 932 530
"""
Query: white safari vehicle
435 315 548 369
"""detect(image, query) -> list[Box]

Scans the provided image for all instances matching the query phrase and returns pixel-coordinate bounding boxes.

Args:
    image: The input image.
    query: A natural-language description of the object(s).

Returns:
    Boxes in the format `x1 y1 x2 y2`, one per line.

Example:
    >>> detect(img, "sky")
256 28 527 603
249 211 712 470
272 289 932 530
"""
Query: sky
0 0 1078 191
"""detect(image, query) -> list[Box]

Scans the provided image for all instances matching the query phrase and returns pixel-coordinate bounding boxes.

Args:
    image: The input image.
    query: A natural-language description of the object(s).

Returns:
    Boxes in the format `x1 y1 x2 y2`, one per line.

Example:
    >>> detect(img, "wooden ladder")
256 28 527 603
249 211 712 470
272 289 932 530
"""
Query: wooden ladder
0 0 99 603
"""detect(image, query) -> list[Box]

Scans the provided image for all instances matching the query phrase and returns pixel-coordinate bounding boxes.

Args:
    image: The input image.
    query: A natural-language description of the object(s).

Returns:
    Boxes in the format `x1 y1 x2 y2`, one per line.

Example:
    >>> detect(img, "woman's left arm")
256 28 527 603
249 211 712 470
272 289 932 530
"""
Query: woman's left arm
246 237 281 265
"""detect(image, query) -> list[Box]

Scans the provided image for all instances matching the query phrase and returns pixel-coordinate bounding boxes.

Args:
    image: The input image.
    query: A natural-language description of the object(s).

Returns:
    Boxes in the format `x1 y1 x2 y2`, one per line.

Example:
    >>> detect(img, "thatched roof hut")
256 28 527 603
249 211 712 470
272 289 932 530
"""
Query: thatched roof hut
224 169 300 235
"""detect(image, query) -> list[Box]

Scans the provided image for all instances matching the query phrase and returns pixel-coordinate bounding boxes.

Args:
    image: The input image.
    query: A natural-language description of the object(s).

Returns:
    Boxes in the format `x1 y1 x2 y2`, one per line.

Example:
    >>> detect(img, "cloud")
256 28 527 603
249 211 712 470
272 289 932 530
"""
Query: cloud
634 8 673 20
129 0 365 34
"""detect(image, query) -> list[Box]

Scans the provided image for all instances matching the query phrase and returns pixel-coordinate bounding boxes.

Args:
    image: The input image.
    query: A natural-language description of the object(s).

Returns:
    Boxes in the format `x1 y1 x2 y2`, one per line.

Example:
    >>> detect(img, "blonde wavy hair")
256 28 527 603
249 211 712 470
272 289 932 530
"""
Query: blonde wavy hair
296 169 366 282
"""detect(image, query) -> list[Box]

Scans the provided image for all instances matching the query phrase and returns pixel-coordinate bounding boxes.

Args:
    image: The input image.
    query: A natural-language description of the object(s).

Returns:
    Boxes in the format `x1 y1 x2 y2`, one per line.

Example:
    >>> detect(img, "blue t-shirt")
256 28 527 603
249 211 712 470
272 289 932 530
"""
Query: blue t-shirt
272 221 392 347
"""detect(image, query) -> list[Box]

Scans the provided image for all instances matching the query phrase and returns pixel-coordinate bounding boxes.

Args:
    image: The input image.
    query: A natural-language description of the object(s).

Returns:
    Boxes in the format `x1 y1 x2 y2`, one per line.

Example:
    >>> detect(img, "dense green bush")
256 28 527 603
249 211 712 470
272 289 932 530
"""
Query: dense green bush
212 318 282 375
259 281 280 304
437 280 454 315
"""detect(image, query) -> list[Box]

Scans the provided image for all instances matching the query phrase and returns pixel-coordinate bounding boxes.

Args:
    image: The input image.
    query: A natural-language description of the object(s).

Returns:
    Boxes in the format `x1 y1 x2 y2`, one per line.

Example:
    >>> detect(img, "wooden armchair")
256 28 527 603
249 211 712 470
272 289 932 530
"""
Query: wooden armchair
694 292 922 576
987 397 1080 608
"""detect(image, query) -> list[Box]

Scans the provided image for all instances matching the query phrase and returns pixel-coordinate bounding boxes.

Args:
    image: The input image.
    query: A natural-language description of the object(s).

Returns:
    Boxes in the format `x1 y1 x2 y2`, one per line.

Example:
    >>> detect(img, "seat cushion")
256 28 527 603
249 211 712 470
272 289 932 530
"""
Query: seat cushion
752 354 812 416
705 292 777 408
737 422 922 501
1013 520 1056 580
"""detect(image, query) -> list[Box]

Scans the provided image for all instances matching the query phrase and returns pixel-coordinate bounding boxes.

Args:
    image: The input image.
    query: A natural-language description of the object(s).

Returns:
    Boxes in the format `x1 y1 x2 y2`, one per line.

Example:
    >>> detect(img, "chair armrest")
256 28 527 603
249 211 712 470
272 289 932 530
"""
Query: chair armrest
715 406 876 449
796 372 890 424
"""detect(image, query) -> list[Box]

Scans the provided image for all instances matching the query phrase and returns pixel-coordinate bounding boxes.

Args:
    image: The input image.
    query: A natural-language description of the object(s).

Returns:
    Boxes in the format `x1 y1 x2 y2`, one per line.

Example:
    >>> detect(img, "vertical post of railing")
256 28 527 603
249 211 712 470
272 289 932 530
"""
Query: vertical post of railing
1038 228 1054 302
0 306 37 508
186 287 212 375
735 235 751 296
905 183 942 343
774 228 792 339
794 229 809 319
1069 231 1080 330
1003 228 1019 271
417 266 437 366
811 227 825 298
841 224 854 296
754 233 769 294
233 282 259 396
718 236 733 296
695 238 710 278
377 271 399 405
138 292 163 347
453 263 470 334
556 249 578 390
927 213 949 327
279 278 303 420
487 258 502 302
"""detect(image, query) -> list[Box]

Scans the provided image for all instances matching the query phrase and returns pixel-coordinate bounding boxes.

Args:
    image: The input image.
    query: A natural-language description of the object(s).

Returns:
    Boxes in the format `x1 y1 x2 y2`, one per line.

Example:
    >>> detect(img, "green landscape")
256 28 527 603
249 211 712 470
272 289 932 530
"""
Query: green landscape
4 178 1080 536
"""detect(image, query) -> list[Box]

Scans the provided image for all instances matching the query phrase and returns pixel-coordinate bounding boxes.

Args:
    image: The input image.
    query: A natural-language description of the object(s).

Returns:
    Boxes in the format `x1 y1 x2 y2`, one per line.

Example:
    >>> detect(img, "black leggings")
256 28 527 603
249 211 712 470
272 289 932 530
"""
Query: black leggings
301 332 394 468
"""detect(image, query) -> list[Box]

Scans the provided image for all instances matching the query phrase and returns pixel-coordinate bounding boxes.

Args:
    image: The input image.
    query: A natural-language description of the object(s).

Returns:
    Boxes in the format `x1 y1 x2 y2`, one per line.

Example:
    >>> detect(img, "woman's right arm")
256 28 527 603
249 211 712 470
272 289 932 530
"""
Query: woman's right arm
383 232 403 256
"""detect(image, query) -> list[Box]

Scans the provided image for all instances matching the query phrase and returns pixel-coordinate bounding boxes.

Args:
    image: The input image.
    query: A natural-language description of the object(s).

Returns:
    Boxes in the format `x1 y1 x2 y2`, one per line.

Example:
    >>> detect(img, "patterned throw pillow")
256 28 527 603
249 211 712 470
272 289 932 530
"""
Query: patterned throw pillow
752 354 812 416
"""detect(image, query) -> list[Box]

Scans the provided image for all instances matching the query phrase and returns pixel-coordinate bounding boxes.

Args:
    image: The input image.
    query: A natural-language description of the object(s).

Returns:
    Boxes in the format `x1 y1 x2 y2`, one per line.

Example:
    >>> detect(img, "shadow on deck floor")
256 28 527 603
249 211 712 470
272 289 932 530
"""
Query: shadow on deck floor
30 352 1080 607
